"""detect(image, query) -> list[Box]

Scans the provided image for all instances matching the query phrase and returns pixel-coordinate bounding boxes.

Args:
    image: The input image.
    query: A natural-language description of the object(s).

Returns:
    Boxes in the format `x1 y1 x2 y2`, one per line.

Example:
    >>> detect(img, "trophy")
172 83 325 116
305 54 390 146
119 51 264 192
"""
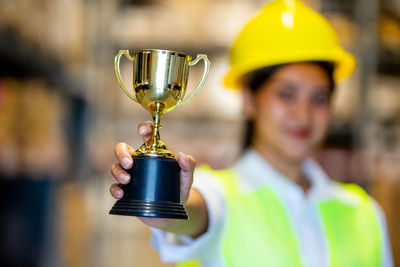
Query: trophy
109 49 210 219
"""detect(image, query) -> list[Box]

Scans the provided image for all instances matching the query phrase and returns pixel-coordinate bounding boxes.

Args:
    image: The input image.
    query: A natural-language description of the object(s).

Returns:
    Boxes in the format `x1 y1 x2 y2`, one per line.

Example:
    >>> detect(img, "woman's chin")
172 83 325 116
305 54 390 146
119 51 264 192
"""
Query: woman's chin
280 143 314 163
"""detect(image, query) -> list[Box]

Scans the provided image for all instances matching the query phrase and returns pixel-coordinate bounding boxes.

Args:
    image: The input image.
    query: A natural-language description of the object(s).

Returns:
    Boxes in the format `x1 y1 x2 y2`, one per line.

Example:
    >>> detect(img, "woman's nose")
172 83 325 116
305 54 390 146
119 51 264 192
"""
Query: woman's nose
293 100 311 125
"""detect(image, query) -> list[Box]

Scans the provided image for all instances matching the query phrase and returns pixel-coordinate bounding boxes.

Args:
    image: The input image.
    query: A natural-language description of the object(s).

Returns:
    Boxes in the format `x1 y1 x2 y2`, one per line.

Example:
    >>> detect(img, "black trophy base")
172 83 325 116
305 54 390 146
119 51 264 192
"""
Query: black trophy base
109 155 188 219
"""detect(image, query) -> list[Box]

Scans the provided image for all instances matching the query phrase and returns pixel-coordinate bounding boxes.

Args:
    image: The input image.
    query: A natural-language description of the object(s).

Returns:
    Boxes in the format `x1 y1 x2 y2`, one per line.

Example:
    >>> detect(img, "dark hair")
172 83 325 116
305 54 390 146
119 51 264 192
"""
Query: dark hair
242 61 335 150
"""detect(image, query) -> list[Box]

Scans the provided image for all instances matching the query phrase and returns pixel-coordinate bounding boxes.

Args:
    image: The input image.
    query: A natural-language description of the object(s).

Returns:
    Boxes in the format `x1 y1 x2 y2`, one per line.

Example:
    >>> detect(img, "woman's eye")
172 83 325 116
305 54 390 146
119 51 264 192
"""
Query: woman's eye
278 89 295 101
312 93 330 106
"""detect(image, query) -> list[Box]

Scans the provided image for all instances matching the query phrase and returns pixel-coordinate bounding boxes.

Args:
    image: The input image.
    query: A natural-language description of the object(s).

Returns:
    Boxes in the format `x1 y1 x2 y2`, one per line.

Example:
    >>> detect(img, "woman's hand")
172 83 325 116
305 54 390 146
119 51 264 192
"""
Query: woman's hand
110 121 197 230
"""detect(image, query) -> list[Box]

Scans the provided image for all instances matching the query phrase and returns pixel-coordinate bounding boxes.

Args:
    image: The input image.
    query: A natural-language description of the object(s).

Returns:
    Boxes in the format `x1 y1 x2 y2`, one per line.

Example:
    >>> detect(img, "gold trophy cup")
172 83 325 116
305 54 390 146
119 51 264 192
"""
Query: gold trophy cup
109 49 210 219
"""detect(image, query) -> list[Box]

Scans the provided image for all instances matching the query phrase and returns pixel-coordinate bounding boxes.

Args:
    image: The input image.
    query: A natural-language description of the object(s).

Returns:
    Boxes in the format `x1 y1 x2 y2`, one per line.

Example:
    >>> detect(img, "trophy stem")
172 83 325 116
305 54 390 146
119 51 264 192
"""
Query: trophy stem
151 102 163 149
135 101 174 158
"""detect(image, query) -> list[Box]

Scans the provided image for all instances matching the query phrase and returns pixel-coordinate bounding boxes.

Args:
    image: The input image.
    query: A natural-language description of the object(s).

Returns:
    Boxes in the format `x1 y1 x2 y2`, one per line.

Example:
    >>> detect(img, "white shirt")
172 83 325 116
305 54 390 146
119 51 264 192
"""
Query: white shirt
151 149 394 267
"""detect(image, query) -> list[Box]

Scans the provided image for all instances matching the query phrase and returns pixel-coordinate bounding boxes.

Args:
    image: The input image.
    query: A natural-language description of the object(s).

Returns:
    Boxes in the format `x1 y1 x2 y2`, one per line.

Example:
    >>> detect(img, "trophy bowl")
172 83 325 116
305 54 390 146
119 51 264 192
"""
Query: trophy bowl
133 49 189 114
109 49 210 219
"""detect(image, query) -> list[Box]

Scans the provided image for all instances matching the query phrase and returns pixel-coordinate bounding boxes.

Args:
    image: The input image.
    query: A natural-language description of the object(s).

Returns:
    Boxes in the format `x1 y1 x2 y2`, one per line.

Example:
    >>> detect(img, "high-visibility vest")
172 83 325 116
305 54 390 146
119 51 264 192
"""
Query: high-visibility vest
178 167 383 267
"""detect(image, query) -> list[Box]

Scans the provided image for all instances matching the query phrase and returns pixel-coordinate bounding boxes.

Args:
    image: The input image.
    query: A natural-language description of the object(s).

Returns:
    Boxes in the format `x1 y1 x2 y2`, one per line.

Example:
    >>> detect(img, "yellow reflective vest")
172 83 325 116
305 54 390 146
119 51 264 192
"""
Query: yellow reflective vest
179 167 383 267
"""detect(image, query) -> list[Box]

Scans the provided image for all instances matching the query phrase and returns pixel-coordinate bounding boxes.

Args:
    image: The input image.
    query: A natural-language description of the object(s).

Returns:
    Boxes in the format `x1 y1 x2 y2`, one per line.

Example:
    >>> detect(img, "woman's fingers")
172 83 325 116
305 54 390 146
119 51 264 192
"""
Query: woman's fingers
178 152 196 173
111 162 131 184
110 183 124 199
138 121 154 142
114 142 134 169
177 152 196 204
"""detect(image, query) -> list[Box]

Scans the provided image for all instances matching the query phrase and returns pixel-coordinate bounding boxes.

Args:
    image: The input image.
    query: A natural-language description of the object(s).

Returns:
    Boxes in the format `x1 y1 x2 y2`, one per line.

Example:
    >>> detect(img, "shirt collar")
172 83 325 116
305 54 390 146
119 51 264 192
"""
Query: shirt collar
233 149 337 202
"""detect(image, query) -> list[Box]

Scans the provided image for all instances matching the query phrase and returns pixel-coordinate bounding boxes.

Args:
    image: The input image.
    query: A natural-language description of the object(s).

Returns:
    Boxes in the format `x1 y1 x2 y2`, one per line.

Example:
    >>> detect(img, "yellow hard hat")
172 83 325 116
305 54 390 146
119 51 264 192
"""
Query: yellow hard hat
223 0 356 89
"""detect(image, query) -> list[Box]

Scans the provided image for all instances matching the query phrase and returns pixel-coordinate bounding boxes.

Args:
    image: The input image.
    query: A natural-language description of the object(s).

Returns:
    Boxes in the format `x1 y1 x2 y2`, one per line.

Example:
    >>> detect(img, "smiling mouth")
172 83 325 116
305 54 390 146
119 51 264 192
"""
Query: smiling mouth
288 128 311 139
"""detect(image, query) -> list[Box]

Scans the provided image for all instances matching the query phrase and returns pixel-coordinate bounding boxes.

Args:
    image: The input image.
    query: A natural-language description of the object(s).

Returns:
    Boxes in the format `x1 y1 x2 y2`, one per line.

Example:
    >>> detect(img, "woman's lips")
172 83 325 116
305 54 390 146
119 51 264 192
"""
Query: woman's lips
288 128 311 139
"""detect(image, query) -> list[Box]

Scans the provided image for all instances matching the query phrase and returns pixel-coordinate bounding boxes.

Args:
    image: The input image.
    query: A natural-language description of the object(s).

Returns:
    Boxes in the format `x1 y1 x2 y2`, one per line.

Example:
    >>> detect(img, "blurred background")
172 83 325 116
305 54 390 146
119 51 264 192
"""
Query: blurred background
0 0 399 266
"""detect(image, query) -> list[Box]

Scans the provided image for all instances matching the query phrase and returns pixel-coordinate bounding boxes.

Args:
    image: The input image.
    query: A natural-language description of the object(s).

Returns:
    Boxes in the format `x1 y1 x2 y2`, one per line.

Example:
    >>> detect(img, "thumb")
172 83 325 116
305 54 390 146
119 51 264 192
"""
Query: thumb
177 152 196 204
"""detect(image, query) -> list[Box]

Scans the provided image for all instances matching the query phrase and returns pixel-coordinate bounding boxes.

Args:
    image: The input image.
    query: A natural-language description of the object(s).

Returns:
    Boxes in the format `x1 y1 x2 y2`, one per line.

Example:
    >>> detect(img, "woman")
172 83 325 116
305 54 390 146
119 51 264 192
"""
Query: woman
110 1 393 266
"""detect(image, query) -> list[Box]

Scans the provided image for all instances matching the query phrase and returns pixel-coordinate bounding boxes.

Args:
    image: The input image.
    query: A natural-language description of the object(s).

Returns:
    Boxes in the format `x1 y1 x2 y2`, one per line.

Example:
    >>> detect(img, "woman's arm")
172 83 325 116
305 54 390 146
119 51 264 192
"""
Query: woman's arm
110 121 208 239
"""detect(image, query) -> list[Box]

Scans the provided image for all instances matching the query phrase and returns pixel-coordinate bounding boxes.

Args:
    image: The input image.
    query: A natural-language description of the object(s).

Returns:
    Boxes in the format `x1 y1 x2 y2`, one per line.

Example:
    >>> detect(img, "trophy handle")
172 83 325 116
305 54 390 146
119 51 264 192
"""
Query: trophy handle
177 54 210 106
114 50 138 102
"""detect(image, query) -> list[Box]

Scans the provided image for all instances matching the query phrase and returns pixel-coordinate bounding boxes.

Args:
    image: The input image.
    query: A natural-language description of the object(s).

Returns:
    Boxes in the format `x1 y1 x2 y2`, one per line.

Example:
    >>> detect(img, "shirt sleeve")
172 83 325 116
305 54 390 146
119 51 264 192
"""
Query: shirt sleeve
150 167 227 263
372 200 394 267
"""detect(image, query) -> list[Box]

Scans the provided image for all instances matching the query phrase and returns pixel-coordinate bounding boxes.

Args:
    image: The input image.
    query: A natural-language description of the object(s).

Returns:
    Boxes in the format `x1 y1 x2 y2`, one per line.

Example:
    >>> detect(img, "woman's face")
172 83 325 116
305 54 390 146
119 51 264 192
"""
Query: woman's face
243 63 332 163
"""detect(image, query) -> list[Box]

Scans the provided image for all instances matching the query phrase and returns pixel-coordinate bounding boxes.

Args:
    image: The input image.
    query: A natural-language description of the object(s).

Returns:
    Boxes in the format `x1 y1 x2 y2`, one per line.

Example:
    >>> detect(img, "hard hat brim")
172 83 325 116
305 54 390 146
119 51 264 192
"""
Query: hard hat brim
223 48 356 90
